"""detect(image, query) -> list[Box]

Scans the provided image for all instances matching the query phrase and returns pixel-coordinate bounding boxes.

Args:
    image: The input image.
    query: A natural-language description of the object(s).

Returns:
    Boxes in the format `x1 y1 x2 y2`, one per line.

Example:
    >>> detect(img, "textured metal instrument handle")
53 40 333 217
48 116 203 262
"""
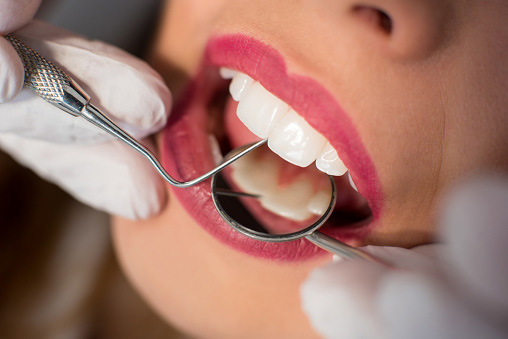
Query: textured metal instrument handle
5 34 89 116
5 34 71 103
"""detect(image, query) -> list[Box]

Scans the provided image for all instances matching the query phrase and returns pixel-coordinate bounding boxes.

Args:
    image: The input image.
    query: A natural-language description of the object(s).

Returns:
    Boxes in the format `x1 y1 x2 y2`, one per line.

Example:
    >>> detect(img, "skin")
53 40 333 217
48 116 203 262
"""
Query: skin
112 0 508 337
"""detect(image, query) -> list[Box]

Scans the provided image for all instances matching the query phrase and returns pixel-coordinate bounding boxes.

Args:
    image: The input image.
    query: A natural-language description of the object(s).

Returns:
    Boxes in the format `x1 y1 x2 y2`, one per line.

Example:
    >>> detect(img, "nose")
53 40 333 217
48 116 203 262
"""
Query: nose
346 0 450 59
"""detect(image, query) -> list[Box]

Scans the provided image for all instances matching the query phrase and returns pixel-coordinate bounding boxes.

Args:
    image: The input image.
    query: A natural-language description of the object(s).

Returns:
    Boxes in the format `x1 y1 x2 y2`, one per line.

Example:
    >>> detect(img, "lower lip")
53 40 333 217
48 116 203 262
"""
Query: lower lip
160 67 373 262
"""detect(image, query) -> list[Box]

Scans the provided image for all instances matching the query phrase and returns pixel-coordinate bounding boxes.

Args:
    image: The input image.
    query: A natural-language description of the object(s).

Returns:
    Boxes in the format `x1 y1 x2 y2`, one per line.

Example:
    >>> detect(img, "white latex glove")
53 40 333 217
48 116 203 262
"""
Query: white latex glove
0 18 171 219
301 176 508 339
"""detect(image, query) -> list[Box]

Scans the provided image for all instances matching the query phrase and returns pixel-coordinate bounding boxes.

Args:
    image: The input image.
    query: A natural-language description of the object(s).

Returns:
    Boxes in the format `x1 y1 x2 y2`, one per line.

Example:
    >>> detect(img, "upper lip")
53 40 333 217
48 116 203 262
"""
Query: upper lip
206 34 383 221
161 33 383 261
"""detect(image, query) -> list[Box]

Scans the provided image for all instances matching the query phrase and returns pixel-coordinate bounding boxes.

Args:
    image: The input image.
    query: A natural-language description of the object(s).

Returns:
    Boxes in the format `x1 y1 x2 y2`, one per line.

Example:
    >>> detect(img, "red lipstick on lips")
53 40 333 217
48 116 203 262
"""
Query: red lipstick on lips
161 34 383 261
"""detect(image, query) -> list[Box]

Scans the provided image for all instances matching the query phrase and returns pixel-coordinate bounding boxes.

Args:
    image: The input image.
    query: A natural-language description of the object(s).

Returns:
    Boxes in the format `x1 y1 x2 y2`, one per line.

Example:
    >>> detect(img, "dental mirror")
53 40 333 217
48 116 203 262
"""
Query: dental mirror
211 143 379 261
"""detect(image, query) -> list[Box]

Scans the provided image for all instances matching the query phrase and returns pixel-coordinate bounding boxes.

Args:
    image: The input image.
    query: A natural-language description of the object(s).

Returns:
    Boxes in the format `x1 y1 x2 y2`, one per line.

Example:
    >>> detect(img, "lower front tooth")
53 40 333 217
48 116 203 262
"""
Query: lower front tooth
307 189 332 216
268 110 326 167
230 153 318 222
208 134 223 166
261 180 315 221
231 156 278 195
316 142 347 176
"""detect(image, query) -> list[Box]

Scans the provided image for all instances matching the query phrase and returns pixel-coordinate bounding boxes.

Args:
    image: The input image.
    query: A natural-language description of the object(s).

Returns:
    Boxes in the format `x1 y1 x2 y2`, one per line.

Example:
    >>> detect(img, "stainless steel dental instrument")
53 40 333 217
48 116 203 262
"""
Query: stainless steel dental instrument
211 145 383 262
5 34 267 188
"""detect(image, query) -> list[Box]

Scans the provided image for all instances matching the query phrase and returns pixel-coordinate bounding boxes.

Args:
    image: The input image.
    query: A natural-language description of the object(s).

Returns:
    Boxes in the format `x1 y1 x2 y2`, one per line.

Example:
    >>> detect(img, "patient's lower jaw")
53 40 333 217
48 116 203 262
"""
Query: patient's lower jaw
111 193 327 339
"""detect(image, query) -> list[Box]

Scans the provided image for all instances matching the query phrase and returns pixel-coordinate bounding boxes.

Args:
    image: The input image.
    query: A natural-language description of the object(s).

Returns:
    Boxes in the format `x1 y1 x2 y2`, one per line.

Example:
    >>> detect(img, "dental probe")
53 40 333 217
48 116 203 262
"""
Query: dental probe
5 34 267 188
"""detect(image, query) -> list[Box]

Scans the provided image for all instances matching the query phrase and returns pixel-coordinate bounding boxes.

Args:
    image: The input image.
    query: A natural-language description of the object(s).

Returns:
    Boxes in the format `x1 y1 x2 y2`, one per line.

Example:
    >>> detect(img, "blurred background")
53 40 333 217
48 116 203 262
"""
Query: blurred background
0 1 189 338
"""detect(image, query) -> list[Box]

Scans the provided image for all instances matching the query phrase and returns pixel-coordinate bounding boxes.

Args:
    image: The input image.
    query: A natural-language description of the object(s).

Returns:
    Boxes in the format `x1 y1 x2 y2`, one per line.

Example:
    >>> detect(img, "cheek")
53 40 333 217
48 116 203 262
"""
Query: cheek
159 0 226 72
316 55 446 246
112 189 328 338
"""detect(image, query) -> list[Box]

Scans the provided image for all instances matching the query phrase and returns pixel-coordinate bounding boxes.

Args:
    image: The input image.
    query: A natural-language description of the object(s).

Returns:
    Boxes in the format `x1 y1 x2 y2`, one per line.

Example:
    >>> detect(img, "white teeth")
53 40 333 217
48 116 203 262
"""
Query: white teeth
219 67 237 79
231 154 278 195
231 154 330 221
348 172 358 192
307 189 332 216
224 70 352 178
236 82 290 138
208 134 224 166
268 110 326 167
261 180 315 221
229 73 254 101
316 142 347 176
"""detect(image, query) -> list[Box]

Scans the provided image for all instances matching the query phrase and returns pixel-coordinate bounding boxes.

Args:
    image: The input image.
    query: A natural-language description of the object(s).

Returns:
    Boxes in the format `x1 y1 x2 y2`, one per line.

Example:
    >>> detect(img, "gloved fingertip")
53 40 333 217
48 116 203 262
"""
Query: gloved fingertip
99 140 168 221
440 174 508 241
301 260 387 338
439 174 508 316
124 187 168 221
0 38 24 102
103 175 167 221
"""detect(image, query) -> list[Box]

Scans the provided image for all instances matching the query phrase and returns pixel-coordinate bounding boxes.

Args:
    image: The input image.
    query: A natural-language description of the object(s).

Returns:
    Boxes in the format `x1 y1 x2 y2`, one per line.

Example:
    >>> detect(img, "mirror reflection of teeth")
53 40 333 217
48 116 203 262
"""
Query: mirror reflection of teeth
230 150 332 221
220 67 349 178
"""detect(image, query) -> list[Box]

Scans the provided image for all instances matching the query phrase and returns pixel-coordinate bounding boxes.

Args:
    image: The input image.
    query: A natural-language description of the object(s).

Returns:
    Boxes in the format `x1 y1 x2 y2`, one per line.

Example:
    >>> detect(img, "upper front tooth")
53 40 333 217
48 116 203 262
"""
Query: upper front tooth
225 71 346 176
236 82 290 138
316 142 347 176
348 172 358 192
219 67 237 79
268 110 326 167
229 73 254 101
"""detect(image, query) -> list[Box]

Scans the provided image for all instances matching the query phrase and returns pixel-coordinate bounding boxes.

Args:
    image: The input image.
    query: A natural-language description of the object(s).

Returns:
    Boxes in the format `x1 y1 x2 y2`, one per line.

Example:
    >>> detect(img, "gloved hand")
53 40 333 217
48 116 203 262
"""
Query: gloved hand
0 11 171 219
301 176 508 339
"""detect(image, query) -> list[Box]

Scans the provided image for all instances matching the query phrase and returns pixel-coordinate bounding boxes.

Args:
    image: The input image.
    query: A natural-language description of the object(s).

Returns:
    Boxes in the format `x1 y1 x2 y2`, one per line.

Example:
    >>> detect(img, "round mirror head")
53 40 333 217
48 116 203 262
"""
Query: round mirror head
211 143 337 242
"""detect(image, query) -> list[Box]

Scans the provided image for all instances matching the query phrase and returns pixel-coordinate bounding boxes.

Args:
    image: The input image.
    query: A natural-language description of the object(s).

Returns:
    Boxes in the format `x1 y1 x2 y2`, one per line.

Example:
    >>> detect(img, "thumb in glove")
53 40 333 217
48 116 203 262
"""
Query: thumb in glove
301 175 508 339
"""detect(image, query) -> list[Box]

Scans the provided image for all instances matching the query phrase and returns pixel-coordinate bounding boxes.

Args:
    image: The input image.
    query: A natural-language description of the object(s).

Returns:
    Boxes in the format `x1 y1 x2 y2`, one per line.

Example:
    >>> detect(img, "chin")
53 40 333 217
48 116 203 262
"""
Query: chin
112 191 327 338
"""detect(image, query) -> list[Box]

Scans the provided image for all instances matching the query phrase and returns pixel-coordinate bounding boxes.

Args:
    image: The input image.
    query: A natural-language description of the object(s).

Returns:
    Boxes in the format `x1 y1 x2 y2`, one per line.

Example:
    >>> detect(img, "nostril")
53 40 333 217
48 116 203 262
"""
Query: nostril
352 5 393 34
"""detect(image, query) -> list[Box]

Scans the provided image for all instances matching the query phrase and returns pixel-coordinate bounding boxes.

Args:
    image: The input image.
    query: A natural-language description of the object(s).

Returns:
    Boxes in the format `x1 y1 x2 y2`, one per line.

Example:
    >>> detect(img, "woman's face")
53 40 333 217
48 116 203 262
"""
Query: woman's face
113 0 508 337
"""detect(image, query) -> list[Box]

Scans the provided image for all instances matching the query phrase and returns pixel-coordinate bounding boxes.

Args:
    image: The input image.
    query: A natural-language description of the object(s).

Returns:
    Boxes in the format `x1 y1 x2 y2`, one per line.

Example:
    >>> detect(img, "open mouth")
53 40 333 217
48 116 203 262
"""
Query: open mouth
160 34 383 261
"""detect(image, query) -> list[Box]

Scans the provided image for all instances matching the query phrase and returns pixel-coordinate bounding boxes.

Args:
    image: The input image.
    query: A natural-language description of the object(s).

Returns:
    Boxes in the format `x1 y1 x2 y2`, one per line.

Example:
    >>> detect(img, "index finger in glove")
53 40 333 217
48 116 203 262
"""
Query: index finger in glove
0 20 171 144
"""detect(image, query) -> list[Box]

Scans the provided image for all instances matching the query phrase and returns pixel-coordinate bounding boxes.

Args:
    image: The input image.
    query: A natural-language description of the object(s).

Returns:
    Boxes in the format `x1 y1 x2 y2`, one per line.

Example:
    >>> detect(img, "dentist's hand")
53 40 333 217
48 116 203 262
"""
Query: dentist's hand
301 176 508 339
0 18 171 219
